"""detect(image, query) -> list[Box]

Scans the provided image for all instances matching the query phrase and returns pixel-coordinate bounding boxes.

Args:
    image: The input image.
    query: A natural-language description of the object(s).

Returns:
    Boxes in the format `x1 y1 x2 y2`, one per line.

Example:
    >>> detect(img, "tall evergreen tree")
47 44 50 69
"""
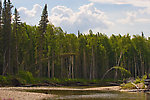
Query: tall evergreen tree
0 0 2 32
36 4 48 77
0 0 2 74
2 0 13 75
39 4 49 34
12 8 21 74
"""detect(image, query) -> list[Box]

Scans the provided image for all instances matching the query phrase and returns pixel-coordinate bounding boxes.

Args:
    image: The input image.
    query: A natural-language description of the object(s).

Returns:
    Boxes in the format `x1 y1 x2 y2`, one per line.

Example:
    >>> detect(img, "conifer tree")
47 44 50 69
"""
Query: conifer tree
36 4 48 77
0 0 2 32
39 4 48 34
2 0 13 75
12 8 21 74
0 0 2 74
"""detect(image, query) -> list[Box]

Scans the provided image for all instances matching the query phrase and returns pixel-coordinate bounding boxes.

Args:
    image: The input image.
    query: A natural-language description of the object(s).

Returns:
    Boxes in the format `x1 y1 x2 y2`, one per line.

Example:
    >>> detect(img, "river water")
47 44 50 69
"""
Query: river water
26 87 150 100
47 90 149 100
27 88 149 100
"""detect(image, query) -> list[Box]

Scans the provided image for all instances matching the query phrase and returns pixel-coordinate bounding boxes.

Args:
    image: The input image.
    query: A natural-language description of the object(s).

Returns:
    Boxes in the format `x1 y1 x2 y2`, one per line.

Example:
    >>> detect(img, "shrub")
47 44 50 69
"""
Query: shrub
17 71 34 84
121 82 136 89
0 75 8 85
141 75 147 83
134 77 141 84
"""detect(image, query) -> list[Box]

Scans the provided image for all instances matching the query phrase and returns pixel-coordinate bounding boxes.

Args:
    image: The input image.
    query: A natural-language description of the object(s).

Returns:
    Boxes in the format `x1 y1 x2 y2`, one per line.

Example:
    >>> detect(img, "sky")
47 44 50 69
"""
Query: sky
9 0 150 36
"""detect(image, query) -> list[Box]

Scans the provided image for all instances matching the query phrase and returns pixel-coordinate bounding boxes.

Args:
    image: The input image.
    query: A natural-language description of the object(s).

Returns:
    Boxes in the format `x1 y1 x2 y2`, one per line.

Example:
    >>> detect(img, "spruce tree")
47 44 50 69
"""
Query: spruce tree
0 0 2 74
0 0 2 31
39 4 49 34
12 8 21 74
2 0 13 75
36 4 48 77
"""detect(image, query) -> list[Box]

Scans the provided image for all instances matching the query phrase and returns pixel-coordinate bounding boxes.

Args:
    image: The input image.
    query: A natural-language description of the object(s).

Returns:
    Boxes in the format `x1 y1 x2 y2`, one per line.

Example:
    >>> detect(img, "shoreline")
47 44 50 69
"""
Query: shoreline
0 87 56 100
0 86 146 100
0 86 121 91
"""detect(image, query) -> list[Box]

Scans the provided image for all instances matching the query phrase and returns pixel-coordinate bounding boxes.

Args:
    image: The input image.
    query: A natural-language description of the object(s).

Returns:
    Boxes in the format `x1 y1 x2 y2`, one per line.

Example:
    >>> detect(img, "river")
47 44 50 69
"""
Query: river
29 89 150 100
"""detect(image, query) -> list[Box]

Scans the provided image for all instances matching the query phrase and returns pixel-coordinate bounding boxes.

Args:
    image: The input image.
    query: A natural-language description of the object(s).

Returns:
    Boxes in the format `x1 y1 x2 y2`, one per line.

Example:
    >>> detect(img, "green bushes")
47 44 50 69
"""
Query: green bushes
141 75 147 83
121 82 136 89
121 74 149 89
134 77 141 84
17 71 34 84
134 75 148 84
0 75 8 86
0 72 148 87
0 71 35 86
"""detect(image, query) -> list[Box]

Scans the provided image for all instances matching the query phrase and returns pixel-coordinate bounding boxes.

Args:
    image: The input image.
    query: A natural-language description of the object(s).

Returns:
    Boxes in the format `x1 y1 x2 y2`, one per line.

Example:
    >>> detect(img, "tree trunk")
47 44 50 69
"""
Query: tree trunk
75 56 78 78
115 51 123 79
15 41 19 74
8 43 11 74
39 62 42 77
61 57 63 78
92 47 95 79
90 61 92 80
2 51 6 75
48 55 50 78
83 49 87 79
68 56 71 78
140 51 144 76
37 47 43 77
134 55 137 78
148 66 150 75
71 55 74 79
90 46 95 79
51 60 54 78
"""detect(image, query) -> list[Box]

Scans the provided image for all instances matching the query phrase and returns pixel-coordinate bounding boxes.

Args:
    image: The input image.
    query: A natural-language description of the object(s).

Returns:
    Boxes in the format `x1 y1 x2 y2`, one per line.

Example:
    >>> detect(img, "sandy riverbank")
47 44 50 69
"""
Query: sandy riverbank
0 86 121 100
0 87 55 100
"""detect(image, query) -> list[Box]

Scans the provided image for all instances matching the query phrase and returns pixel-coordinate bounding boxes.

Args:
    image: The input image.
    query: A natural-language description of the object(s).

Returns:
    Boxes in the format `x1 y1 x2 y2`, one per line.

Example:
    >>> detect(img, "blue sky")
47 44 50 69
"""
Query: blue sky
10 0 150 37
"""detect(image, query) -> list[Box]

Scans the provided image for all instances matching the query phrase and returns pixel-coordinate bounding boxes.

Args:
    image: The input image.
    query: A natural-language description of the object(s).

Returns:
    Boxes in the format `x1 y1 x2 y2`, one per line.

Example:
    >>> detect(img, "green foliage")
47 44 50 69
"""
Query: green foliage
0 75 8 85
113 66 131 77
121 82 136 89
134 76 141 84
0 0 150 82
17 71 34 83
141 74 147 83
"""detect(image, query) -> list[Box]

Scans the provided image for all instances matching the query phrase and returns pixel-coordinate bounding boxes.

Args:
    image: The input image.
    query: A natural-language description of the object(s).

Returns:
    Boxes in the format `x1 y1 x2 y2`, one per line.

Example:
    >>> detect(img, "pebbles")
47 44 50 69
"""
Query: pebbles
0 86 121 100
0 88 54 100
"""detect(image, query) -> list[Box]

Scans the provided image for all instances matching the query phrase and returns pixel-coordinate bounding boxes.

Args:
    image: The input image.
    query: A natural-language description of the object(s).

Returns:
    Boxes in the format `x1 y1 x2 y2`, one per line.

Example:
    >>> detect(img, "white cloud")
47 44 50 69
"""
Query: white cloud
89 0 150 8
135 18 150 23
89 0 150 14
18 4 42 25
117 11 150 25
49 3 113 34
117 12 137 25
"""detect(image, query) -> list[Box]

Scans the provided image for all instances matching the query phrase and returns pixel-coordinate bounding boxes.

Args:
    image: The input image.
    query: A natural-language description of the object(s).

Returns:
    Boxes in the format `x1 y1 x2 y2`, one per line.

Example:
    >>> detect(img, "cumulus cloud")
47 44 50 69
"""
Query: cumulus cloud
89 0 150 14
18 4 42 25
117 12 137 25
49 3 113 34
89 0 150 25
117 11 150 25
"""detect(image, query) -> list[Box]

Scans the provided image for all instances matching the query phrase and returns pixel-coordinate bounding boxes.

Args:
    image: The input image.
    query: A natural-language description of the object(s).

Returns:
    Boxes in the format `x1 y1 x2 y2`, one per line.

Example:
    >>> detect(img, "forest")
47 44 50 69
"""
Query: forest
0 0 150 81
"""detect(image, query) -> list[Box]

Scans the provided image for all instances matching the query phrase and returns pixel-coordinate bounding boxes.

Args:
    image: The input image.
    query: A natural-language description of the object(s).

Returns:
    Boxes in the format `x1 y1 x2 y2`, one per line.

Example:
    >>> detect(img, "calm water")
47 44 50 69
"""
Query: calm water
48 90 149 100
28 89 150 100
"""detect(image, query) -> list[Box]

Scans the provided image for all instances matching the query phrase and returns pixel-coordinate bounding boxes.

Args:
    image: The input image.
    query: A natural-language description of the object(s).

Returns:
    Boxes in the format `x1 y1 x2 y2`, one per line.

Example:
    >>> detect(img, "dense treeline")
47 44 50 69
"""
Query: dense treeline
0 1 149 80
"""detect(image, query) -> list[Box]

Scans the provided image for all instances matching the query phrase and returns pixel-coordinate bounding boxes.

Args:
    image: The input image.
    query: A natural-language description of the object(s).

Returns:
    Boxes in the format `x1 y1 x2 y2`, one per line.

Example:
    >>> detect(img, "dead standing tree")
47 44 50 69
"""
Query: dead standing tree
60 53 75 79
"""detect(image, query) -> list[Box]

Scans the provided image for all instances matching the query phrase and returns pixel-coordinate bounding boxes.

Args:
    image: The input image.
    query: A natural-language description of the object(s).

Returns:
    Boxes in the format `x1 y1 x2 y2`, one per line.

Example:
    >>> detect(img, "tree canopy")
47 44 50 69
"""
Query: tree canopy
0 1 150 80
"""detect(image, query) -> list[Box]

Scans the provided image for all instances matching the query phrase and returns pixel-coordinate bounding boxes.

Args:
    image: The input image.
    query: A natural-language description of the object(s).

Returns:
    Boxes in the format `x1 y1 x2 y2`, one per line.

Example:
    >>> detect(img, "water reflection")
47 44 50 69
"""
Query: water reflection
146 93 150 100
47 90 146 100
26 89 150 100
